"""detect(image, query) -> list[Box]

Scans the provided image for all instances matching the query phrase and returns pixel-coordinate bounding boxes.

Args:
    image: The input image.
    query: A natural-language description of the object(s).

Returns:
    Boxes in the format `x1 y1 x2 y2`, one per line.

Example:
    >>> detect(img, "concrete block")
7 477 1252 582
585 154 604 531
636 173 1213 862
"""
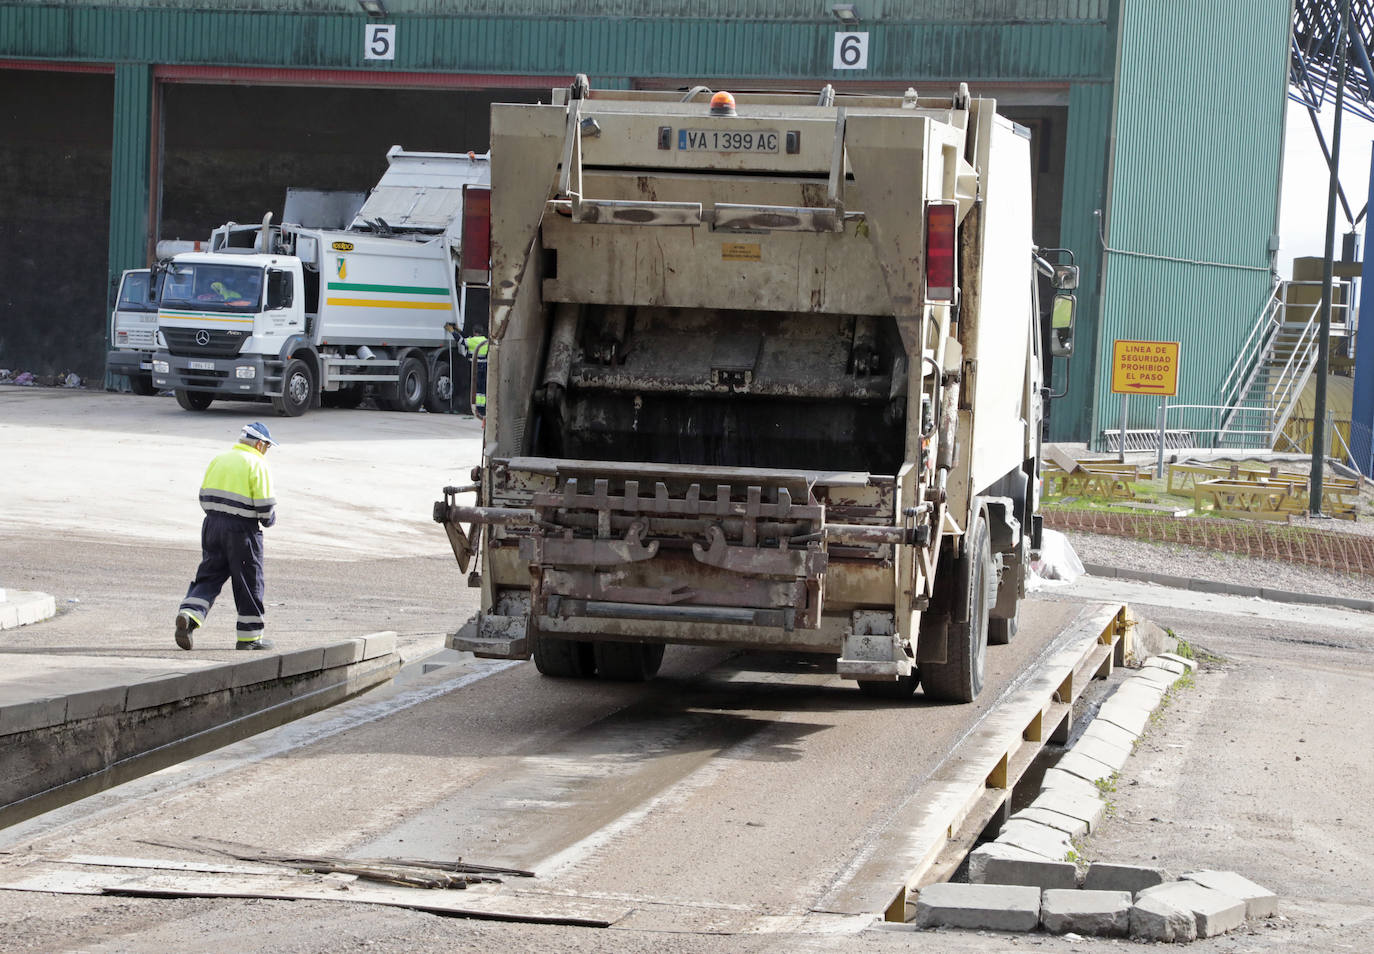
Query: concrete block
1130 893 1197 942
1261 587 1323 606
1084 862 1170 894
65 685 129 721
1041 888 1131 936
970 841 1078 889
1012 806 1088 840
1096 698 1152 736
229 654 282 689
0 590 57 629
1138 881 1246 937
996 819 1073 860
1040 767 1105 802
279 646 325 678
360 630 397 661
1082 718 1139 750
1157 651 1196 672
915 882 1041 932
322 639 365 669
125 673 194 711
1190 578 1260 598
0 696 68 735
1068 734 1132 773
1142 655 1186 676
1182 870 1278 919
1053 750 1116 785
1031 790 1106 833
178 664 237 698
1130 667 1178 691
1132 619 1176 659
1111 681 1166 708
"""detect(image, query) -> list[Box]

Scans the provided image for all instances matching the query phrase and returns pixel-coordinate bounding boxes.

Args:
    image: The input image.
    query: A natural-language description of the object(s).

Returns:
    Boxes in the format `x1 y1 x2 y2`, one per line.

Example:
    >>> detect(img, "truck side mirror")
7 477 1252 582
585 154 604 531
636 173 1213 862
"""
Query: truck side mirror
1053 263 1079 291
1050 293 1076 358
267 270 293 310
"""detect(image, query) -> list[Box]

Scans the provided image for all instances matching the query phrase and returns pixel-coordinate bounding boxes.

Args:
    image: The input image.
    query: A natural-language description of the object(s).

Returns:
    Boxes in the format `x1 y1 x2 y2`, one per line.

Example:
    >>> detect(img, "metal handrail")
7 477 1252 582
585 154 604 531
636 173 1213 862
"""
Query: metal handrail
1218 283 1281 412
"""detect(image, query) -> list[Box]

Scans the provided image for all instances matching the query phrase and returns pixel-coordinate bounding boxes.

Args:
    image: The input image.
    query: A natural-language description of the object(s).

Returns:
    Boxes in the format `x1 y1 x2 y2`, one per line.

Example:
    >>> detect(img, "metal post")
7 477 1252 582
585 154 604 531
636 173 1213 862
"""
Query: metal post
1312 0 1351 516
1355 146 1374 476
1118 394 1128 462
1156 397 1168 478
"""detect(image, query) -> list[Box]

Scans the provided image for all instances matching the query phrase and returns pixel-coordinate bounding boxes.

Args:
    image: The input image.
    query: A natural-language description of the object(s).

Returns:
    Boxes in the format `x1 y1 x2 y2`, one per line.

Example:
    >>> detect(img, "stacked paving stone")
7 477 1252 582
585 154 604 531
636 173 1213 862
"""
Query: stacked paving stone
917 652 1280 941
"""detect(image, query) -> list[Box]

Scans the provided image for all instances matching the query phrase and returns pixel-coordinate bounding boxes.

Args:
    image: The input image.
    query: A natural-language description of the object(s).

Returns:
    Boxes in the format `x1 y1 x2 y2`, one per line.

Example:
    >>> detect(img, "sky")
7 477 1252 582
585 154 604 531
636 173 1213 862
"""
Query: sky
1278 99 1374 277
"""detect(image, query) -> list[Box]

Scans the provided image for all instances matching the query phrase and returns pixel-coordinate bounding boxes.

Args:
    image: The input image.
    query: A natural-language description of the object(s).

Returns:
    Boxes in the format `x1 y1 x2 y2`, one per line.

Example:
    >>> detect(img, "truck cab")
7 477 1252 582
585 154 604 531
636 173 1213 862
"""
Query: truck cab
151 251 306 411
106 268 161 395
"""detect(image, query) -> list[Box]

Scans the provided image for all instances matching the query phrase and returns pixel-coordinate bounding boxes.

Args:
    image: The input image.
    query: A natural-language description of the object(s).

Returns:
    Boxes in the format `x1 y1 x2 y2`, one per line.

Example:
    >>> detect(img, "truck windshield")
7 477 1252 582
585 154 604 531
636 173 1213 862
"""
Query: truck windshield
117 272 157 313
159 263 263 312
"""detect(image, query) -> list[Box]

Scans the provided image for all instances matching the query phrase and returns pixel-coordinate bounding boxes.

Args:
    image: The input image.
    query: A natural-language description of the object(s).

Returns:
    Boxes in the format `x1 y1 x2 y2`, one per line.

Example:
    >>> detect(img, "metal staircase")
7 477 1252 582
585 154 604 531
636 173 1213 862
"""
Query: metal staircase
1216 280 1351 449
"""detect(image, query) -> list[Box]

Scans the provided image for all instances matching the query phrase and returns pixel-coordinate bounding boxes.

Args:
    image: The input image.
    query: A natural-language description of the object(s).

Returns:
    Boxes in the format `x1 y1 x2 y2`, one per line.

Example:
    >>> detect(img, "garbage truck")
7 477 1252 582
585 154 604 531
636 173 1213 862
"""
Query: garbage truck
151 147 490 416
433 78 1077 701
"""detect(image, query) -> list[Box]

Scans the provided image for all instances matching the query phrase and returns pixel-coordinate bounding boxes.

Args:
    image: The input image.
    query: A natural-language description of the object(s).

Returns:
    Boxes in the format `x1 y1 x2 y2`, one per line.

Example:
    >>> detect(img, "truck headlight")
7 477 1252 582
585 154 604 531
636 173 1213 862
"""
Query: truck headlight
152 360 169 374
235 366 256 379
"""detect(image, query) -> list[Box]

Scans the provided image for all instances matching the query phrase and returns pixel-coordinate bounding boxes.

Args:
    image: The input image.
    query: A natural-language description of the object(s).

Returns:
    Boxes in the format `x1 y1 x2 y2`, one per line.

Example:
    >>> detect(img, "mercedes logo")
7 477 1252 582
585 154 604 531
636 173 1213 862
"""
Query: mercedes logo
195 330 211 346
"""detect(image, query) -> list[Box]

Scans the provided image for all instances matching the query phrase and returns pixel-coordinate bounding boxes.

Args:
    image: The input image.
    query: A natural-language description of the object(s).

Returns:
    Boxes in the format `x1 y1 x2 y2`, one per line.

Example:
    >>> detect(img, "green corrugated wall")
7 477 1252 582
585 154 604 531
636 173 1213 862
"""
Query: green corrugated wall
1088 0 1290 447
108 64 152 298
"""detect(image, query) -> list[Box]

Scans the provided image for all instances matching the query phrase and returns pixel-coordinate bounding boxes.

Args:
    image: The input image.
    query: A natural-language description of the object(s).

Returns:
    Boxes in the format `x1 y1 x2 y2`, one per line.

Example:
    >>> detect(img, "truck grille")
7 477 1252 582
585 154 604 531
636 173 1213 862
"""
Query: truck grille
163 327 246 358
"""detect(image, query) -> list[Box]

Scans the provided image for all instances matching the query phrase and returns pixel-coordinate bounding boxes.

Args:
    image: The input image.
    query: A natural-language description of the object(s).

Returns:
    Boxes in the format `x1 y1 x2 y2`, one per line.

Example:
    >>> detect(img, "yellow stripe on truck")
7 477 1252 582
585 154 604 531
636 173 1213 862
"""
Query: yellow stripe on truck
325 298 453 310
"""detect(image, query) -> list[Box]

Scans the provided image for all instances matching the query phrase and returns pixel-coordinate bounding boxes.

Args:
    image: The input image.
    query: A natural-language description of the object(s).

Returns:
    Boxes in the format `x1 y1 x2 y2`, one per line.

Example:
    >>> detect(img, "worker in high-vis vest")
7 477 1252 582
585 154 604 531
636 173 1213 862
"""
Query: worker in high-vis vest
174 421 278 651
461 334 489 415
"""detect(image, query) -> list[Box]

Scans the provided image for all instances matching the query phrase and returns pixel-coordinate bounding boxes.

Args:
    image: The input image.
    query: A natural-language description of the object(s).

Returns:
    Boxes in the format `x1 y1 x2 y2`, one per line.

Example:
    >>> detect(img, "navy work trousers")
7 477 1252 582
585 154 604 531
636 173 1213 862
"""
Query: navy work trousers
179 512 266 642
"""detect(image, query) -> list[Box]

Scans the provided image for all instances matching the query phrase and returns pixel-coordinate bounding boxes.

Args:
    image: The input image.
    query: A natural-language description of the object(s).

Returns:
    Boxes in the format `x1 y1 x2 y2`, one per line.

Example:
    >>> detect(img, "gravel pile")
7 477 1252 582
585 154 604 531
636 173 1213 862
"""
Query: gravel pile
1065 529 1374 604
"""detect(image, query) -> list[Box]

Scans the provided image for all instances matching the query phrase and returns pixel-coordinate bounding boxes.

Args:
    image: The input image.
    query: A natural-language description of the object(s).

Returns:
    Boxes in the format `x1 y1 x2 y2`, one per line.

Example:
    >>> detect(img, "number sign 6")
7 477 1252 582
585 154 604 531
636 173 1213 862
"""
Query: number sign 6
833 32 869 70
365 24 396 61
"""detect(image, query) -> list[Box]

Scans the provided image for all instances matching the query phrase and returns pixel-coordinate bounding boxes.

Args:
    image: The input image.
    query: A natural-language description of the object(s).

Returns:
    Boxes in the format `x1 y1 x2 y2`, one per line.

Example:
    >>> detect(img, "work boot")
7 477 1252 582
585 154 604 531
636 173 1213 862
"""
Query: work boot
174 611 199 651
236 637 276 651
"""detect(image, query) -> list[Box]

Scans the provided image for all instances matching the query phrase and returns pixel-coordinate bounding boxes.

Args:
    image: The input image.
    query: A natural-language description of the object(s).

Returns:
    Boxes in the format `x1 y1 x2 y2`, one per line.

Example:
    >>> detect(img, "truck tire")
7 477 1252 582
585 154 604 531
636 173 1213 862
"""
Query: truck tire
921 515 992 703
174 389 213 411
857 672 919 699
426 350 469 413
271 358 315 417
380 355 427 412
130 375 157 396
532 630 597 678
593 641 665 682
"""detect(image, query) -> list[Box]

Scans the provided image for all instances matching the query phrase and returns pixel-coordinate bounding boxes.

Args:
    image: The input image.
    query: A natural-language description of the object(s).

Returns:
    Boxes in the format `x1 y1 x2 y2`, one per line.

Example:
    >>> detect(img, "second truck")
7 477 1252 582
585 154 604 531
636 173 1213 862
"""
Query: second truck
435 78 1076 701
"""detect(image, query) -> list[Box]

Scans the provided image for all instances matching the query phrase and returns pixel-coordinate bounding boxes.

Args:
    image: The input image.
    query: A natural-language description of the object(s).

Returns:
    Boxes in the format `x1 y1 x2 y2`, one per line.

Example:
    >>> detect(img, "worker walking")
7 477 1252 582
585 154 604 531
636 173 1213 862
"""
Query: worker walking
175 422 279 651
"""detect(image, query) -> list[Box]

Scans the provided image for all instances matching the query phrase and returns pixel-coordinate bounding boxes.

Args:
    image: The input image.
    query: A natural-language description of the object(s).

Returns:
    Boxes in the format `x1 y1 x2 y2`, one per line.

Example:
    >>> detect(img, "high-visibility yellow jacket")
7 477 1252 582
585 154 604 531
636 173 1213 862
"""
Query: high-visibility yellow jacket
199 442 277 527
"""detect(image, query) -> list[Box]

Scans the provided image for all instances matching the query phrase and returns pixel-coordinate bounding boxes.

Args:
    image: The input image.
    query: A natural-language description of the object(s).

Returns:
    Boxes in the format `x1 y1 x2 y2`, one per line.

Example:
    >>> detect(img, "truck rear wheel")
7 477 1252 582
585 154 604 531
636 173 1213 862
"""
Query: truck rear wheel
921 515 991 703
271 358 315 417
426 351 469 413
174 389 213 411
380 355 427 412
532 630 597 678
593 641 665 682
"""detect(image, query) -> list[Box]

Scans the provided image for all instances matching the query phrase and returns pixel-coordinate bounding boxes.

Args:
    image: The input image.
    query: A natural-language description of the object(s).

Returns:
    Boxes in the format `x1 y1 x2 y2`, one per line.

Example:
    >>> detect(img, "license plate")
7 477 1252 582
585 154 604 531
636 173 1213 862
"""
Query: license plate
678 128 780 153
189 360 215 371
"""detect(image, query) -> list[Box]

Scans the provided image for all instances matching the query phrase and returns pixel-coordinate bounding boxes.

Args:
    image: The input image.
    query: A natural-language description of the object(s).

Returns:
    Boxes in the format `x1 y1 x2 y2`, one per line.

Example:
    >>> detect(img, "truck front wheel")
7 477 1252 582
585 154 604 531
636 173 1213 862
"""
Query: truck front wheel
921 515 992 703
174 389 213 411
271 358 315 417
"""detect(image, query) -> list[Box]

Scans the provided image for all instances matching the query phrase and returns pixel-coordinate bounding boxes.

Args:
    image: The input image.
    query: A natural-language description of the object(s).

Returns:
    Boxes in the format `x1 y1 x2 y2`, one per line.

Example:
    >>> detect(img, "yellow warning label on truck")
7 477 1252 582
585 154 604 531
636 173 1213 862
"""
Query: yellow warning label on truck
721 243 762 262
331 241 355 251
1110 339 1180 396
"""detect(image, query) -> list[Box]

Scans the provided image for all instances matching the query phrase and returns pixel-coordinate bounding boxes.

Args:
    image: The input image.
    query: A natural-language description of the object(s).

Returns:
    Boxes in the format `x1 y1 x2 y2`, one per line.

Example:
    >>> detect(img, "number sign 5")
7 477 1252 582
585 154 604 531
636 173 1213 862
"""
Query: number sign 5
365 24 396 61
833 32 869 70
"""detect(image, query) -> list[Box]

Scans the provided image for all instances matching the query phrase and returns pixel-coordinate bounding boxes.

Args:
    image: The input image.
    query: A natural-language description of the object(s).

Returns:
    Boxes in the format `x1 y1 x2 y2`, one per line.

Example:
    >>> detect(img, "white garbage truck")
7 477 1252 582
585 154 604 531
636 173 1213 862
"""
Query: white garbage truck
151 147 491 416
434 79 1077 701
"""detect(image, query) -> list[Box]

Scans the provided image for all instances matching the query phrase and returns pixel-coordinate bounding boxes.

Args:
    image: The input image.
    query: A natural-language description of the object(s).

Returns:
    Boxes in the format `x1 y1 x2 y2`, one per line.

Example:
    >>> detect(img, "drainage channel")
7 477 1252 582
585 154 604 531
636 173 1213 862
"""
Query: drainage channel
0 640 488 833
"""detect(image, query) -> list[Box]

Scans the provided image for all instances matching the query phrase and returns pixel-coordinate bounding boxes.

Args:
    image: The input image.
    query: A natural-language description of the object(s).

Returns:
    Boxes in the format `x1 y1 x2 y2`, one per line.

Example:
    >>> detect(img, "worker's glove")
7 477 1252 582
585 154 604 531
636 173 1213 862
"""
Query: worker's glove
260 512 277 529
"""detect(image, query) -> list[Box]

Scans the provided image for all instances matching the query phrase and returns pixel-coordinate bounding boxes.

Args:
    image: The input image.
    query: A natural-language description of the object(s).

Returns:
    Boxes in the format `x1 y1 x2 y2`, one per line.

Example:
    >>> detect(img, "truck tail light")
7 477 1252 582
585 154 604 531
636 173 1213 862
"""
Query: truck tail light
925 201 957 302
460 185 491 286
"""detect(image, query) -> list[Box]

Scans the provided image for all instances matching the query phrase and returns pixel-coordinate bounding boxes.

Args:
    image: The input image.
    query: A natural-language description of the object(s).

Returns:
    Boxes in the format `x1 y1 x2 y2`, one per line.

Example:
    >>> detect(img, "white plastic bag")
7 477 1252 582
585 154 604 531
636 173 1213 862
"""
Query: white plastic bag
1028 528 1085 588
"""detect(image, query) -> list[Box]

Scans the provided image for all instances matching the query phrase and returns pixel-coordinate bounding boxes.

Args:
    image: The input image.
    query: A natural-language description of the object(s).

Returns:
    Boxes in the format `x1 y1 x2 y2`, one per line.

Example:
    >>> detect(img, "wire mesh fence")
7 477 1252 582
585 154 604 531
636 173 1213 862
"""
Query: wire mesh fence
1044 509 1374 577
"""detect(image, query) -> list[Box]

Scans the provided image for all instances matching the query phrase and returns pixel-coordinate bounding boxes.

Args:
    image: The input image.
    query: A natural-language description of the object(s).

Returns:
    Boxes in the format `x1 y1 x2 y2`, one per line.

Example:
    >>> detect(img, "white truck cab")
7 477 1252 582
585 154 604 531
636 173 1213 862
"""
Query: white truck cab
105 268 162 395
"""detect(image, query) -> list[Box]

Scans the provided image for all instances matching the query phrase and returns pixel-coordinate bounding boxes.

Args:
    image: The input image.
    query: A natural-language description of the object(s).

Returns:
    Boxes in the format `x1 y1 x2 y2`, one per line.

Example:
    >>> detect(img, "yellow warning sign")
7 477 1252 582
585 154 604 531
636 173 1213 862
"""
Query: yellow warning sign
1111 339 1180 396
721 242 762 262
